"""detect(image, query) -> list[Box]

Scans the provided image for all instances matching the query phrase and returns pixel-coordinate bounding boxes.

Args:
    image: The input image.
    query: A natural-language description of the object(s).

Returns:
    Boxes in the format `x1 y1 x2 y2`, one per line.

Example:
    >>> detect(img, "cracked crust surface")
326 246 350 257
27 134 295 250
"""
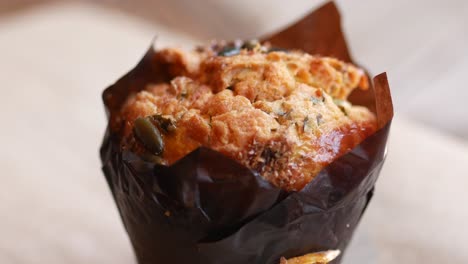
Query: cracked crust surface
117 42 376 191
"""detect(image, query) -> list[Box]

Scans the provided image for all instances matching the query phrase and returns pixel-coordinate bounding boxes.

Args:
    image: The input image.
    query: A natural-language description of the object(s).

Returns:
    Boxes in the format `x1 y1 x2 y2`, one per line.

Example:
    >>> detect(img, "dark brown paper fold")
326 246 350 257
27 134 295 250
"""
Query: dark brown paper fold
100 2 393 263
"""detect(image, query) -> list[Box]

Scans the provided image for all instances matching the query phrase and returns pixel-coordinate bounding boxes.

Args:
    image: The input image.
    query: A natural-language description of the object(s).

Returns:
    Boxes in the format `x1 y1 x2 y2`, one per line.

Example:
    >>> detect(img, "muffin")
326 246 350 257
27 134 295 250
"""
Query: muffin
116 41 376 191
100 2 393 264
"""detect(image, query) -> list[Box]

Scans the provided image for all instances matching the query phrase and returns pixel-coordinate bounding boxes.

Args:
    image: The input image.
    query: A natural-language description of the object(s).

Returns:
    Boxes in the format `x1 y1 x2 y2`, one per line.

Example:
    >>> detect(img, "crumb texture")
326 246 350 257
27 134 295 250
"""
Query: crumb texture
117 42 376 191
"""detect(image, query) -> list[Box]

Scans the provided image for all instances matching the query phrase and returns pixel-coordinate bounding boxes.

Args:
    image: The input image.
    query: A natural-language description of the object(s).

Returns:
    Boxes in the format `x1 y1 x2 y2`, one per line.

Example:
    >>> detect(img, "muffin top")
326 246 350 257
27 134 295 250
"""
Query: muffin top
116 40 376 191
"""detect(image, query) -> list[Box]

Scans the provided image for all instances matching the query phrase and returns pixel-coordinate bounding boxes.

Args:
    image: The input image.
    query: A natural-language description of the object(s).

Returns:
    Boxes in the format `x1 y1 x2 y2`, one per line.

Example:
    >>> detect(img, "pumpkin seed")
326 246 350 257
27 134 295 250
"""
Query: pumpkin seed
241 39 259 50
133 117 164 155
333 99 351 116
310 96 322 104
218 46 240 57
316 114 324 126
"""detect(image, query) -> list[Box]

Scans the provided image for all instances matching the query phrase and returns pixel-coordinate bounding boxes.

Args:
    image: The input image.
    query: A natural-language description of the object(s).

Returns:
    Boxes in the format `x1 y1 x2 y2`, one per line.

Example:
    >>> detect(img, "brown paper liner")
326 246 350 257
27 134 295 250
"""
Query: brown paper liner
100 2 393 264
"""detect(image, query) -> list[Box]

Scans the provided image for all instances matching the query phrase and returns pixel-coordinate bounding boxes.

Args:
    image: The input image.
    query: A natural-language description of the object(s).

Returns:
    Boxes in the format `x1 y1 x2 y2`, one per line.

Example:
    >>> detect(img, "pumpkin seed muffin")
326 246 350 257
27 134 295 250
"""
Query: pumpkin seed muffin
117 40 377 191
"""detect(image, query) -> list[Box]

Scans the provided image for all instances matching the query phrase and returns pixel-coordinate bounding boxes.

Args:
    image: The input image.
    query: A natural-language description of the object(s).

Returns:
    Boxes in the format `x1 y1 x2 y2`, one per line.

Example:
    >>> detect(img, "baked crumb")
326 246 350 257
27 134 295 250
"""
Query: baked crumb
117 41 376 191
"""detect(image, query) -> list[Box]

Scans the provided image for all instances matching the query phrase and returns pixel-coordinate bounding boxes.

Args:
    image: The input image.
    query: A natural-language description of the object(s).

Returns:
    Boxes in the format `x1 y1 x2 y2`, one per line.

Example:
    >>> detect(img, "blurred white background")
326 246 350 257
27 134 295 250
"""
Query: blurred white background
0 1 467 263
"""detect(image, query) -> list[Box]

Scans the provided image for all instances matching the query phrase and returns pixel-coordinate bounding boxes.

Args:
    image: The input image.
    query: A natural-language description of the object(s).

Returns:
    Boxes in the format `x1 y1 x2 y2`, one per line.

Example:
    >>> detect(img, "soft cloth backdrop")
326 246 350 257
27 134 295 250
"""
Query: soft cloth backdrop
0 1 467 264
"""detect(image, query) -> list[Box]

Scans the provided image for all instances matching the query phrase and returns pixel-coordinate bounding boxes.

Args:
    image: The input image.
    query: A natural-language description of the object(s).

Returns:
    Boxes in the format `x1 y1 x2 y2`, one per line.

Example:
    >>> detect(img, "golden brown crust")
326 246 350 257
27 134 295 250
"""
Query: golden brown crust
199 50 368 101
118 42 376 191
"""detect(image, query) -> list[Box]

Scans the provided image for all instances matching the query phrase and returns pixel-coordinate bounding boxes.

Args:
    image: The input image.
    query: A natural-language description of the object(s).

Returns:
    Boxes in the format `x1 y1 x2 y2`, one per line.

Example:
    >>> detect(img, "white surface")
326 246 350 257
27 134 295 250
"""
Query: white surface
0 2 467 264
348 118 468 264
